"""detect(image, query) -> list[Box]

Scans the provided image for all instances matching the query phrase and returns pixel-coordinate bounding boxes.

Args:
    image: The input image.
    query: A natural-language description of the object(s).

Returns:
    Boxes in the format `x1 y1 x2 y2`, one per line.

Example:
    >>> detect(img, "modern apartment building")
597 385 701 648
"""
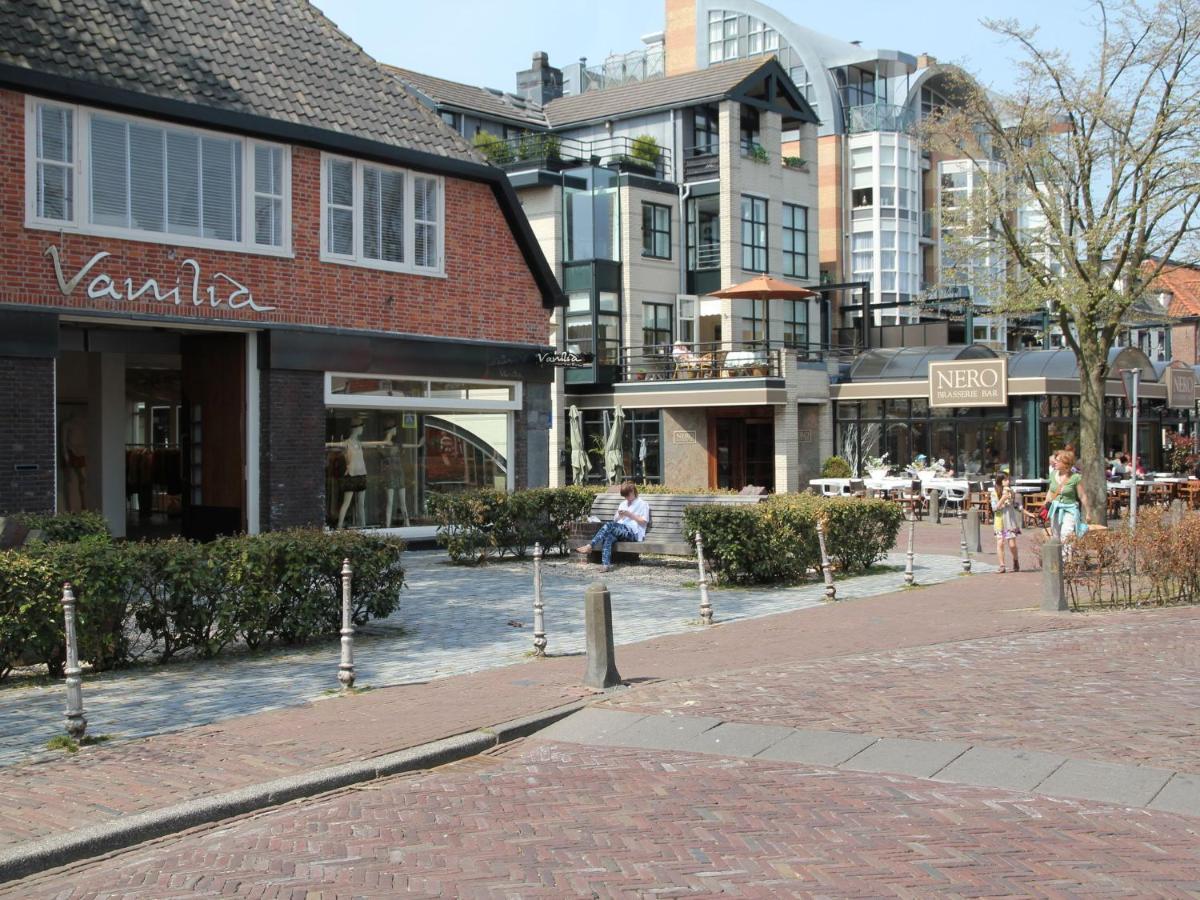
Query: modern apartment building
395 55 833 492
0 0 560 537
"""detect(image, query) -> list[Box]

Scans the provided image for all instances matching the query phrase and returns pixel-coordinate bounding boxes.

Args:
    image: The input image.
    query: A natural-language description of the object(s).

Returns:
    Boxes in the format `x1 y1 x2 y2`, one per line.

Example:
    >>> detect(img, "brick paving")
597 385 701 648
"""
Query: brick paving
10 742 1200 898
602 610 1200 773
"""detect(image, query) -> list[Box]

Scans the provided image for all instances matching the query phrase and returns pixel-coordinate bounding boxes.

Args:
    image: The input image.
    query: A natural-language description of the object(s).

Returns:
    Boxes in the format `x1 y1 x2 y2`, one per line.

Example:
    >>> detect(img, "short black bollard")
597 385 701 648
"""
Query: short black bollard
1041 539 1067 612
583 582 622 689
967 508 981 552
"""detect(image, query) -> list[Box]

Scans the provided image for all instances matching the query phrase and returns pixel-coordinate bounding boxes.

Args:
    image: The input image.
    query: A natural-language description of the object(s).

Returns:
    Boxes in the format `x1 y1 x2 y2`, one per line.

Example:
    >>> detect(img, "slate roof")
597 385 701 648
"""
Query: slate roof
544 57 812 128
388 66 548 128
0 0 479 162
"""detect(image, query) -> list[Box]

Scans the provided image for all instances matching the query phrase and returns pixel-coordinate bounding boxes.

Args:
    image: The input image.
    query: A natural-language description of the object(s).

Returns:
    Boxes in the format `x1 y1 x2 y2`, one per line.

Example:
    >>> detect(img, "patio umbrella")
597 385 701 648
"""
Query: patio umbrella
710 274 819 347
603 405 625 485
568 405 589 485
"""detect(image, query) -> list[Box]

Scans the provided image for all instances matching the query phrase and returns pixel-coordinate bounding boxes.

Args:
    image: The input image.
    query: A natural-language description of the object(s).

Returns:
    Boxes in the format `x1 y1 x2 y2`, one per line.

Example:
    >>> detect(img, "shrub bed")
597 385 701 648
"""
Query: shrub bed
0 527 405 680
683 495 903 585
428 486 595 563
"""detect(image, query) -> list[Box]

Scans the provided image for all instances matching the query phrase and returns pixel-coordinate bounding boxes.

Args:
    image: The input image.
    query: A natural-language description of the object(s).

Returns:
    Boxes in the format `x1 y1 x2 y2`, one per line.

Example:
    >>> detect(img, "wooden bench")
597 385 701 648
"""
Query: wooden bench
582 491 768 559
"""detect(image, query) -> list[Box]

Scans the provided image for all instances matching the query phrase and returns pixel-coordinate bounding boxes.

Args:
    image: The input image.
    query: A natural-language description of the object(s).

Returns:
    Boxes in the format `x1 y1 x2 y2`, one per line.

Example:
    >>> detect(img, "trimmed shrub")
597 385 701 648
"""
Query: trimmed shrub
0 552 62 679
820 456 852 478
683 495 902 585
429 486 595 563
14 512 110 543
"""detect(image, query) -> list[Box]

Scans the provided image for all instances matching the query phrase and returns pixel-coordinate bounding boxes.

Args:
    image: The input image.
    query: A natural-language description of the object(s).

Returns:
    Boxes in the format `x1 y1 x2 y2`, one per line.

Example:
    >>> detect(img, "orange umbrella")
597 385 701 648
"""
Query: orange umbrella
710 275 818 346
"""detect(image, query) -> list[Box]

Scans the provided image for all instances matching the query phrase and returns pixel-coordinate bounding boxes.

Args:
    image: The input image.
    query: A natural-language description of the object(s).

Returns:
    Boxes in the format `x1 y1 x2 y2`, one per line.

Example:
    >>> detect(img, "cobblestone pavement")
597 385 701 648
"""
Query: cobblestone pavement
602 610 1200 773
0 550 983 768
11 741 1200 898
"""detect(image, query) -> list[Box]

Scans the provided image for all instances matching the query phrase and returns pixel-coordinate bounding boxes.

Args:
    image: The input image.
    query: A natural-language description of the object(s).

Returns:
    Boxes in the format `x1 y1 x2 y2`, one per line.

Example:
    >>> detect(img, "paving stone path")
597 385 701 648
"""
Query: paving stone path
0 551 983 767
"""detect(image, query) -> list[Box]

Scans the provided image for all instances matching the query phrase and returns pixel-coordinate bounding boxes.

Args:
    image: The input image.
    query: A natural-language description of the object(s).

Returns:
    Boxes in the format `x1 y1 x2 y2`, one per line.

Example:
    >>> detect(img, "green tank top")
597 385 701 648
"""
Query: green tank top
1057 473 1081 504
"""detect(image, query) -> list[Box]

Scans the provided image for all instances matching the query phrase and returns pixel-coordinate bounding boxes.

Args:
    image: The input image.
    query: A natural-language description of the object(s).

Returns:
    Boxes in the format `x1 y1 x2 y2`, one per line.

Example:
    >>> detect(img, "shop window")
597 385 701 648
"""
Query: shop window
28 99 289 253
580 409 663 483
322 154 443 274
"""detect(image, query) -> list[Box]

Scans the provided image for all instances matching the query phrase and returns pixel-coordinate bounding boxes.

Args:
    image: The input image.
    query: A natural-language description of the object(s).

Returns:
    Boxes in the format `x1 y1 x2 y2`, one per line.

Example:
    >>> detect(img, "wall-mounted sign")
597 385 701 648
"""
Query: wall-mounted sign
672 430 697 444
45 244 276 312
534 350 594 368
928 358 1008 408
1166 362 1197 410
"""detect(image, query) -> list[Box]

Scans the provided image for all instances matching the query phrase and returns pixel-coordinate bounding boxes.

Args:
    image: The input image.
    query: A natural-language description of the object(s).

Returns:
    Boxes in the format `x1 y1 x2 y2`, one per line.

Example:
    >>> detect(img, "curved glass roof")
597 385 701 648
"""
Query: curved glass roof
847 344 997 381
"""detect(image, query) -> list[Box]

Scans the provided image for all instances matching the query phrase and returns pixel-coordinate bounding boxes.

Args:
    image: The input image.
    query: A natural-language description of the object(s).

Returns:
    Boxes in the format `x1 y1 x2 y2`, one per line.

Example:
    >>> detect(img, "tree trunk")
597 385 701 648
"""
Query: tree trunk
1077 361 1108 525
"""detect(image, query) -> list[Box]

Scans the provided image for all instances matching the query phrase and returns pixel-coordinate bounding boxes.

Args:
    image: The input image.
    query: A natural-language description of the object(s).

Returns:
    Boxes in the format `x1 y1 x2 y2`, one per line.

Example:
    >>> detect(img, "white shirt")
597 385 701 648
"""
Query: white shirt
614 497 651 541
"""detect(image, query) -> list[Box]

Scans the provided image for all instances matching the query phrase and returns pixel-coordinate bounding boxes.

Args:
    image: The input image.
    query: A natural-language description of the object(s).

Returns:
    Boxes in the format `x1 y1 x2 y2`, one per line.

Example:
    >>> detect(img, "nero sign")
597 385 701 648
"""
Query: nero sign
928 358 1008 408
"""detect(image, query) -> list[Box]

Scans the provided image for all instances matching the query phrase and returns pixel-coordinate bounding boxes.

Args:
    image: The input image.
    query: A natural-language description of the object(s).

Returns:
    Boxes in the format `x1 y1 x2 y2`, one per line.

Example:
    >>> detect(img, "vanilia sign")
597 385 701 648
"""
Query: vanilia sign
44 244 276 312
928 358 1008 408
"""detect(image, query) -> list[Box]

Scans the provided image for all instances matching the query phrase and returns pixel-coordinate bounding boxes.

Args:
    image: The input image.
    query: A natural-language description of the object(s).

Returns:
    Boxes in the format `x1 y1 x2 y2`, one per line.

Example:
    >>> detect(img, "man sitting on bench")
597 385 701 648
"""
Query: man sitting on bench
575 481 651 571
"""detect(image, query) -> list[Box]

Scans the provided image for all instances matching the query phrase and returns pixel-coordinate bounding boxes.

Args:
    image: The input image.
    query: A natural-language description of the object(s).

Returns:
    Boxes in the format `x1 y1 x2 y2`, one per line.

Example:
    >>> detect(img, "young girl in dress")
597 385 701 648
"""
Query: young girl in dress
990 472 1022 573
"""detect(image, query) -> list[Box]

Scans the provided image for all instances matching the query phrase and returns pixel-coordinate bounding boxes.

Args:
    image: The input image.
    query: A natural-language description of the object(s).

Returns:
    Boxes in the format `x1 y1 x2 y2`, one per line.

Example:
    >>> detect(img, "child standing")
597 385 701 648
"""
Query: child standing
989 472 1022 573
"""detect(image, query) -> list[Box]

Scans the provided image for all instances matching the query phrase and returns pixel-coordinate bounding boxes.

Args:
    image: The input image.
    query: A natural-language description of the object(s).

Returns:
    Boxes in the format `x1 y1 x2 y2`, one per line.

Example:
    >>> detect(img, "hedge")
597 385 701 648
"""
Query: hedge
428 486 595 563
683 495 903 585
0 527 405 680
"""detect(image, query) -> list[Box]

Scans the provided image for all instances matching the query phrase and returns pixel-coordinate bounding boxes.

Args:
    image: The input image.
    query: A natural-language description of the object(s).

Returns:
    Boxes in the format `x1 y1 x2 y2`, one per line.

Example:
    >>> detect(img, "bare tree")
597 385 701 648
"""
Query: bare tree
923 0 1200 520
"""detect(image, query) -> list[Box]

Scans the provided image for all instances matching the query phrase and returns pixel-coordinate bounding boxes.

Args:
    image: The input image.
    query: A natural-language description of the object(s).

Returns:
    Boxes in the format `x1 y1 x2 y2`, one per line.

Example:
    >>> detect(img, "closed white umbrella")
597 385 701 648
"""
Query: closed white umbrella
568 405 589 485
603 405 625 485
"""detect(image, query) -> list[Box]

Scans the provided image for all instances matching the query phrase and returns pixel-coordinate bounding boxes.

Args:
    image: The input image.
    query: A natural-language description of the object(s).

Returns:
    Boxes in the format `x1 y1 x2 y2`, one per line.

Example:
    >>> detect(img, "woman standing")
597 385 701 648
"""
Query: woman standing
1045 450 1091 549
990 472 1022 572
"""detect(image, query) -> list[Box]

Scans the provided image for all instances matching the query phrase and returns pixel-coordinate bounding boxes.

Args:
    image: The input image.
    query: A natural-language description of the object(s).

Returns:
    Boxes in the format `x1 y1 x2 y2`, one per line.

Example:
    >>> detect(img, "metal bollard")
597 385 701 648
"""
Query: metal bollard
959 516 972 574
904 517 916 586
61 583 87 740
532 542 547 656
582 582 622 689
695 533 713 626
967 508 981 552
1041 539 1067 612
816 517 837 601
338 558 356 690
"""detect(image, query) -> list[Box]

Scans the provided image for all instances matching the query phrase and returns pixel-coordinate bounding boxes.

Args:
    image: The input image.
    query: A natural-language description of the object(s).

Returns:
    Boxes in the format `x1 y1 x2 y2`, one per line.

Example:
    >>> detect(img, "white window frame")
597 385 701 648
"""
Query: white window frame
23 95 292 257
319 153 446 277
324 372 521 412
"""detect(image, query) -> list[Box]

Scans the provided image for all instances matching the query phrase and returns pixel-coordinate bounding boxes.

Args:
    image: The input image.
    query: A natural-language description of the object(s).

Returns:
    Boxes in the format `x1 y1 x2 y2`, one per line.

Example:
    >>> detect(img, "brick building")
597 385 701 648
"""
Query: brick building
0 0 561 538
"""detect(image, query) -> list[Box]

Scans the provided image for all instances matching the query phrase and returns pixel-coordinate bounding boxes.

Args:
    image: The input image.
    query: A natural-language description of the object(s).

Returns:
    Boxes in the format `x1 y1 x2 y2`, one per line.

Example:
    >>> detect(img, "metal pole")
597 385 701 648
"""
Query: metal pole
904 517 916 586
695 533 713 625
61 583 86 740
532 542 547 656
338 558 355 690
816 517 837 601
1129 369 1140 531
959 515 972 574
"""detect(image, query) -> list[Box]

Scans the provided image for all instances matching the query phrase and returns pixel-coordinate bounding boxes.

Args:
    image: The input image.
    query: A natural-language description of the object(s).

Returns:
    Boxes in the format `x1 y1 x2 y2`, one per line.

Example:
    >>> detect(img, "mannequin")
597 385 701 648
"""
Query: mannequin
61 411 88 513
328 420 368 529
379 423 411 527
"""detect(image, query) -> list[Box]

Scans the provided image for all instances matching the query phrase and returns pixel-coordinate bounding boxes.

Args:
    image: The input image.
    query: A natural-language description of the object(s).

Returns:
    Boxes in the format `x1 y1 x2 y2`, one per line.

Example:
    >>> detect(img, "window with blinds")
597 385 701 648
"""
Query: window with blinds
26 99 288 253
321 155 443 274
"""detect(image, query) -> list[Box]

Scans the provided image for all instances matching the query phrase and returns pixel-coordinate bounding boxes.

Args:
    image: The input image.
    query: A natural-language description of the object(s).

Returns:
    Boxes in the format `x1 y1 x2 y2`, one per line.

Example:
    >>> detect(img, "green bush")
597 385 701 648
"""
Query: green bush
821 456 853 478
630 134 661 167
0 530 405 679
13 511 110 543
683 495 902 585
472 130 513 165
517 132 561 162
429 486 595 563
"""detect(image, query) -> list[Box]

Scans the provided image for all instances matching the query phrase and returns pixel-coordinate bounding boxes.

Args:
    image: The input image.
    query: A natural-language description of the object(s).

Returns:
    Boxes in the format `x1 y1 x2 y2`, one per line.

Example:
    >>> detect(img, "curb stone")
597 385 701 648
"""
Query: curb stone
0 698 592 884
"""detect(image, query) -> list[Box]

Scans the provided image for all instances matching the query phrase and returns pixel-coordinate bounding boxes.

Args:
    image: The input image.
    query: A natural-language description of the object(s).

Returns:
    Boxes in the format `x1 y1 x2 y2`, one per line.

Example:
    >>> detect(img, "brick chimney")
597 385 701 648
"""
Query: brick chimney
516 51 563 105
916 53 938 69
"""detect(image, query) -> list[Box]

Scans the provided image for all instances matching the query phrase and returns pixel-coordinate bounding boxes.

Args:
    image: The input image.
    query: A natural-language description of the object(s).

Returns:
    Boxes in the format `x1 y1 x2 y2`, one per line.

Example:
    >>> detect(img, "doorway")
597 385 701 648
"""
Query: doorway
708 409 775 492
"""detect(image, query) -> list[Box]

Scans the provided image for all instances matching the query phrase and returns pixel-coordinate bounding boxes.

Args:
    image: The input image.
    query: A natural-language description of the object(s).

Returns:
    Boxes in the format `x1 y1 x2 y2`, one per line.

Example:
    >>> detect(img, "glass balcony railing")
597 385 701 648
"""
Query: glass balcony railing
847 104 916 135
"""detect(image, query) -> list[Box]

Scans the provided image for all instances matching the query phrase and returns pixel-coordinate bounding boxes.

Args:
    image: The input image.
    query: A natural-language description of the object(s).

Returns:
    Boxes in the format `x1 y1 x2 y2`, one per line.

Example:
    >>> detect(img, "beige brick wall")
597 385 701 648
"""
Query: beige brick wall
664 0 698 75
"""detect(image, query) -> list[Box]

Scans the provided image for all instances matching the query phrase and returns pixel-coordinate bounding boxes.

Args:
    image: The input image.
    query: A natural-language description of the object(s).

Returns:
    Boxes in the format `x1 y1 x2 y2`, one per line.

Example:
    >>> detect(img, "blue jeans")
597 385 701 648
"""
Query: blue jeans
591 522 638 565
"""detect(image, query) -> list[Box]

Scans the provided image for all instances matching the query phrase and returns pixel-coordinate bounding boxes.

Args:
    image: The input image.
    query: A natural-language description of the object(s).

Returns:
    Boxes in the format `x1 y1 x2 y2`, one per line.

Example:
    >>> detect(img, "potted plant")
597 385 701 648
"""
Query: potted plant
864 453 890 481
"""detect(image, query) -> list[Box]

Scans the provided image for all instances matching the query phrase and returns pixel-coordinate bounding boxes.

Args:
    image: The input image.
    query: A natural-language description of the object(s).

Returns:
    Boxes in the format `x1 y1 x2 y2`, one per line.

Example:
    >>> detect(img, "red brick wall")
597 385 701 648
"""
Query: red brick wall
0 88 549 345
1171 323 1198 367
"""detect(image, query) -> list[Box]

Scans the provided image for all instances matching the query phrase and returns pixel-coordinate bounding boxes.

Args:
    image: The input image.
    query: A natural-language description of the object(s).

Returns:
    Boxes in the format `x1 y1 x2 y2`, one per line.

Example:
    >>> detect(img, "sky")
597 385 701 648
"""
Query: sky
311 0 1101 95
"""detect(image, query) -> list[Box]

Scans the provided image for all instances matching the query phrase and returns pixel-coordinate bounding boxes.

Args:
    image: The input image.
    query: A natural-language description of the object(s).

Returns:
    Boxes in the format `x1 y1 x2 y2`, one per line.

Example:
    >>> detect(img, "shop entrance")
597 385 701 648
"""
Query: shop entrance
708 409 775 492
56 325 248 540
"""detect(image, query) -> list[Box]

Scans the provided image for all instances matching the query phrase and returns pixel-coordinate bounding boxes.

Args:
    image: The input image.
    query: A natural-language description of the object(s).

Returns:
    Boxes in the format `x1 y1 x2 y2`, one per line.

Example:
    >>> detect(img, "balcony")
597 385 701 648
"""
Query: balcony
847 104 916 135
483 134 673 180
620 341 782 383
683 145 720 181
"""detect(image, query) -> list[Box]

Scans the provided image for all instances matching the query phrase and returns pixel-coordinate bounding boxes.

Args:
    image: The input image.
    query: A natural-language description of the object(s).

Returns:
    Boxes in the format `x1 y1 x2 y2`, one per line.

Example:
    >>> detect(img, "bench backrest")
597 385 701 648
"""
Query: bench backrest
588 492 767 542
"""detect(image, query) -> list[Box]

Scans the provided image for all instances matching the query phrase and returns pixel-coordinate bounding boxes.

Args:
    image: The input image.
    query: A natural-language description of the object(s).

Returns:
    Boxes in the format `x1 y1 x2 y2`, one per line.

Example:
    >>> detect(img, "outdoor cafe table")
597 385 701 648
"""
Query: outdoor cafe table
808 477 969 496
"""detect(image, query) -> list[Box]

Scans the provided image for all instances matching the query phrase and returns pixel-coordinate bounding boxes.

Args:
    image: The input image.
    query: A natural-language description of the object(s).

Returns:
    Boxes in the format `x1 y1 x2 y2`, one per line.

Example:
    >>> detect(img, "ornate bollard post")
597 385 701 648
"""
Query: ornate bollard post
1041 539 1067 612
338 558 356 690
582 582 622 689
904 517 916 586
959 515 972 574
695 533 713 626
816 516 837 601
532 542 547 656
61 583 87 740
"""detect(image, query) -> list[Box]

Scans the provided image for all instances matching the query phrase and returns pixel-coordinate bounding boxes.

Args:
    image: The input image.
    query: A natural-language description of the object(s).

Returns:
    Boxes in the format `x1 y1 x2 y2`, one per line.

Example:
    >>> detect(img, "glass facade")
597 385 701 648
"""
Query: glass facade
579 409 663 483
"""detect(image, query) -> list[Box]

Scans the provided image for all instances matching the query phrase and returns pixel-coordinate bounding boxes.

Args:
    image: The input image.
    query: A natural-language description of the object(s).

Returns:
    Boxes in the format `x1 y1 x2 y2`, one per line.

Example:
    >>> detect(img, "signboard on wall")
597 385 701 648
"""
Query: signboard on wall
928 358 1008 408
1166 362 1197 410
